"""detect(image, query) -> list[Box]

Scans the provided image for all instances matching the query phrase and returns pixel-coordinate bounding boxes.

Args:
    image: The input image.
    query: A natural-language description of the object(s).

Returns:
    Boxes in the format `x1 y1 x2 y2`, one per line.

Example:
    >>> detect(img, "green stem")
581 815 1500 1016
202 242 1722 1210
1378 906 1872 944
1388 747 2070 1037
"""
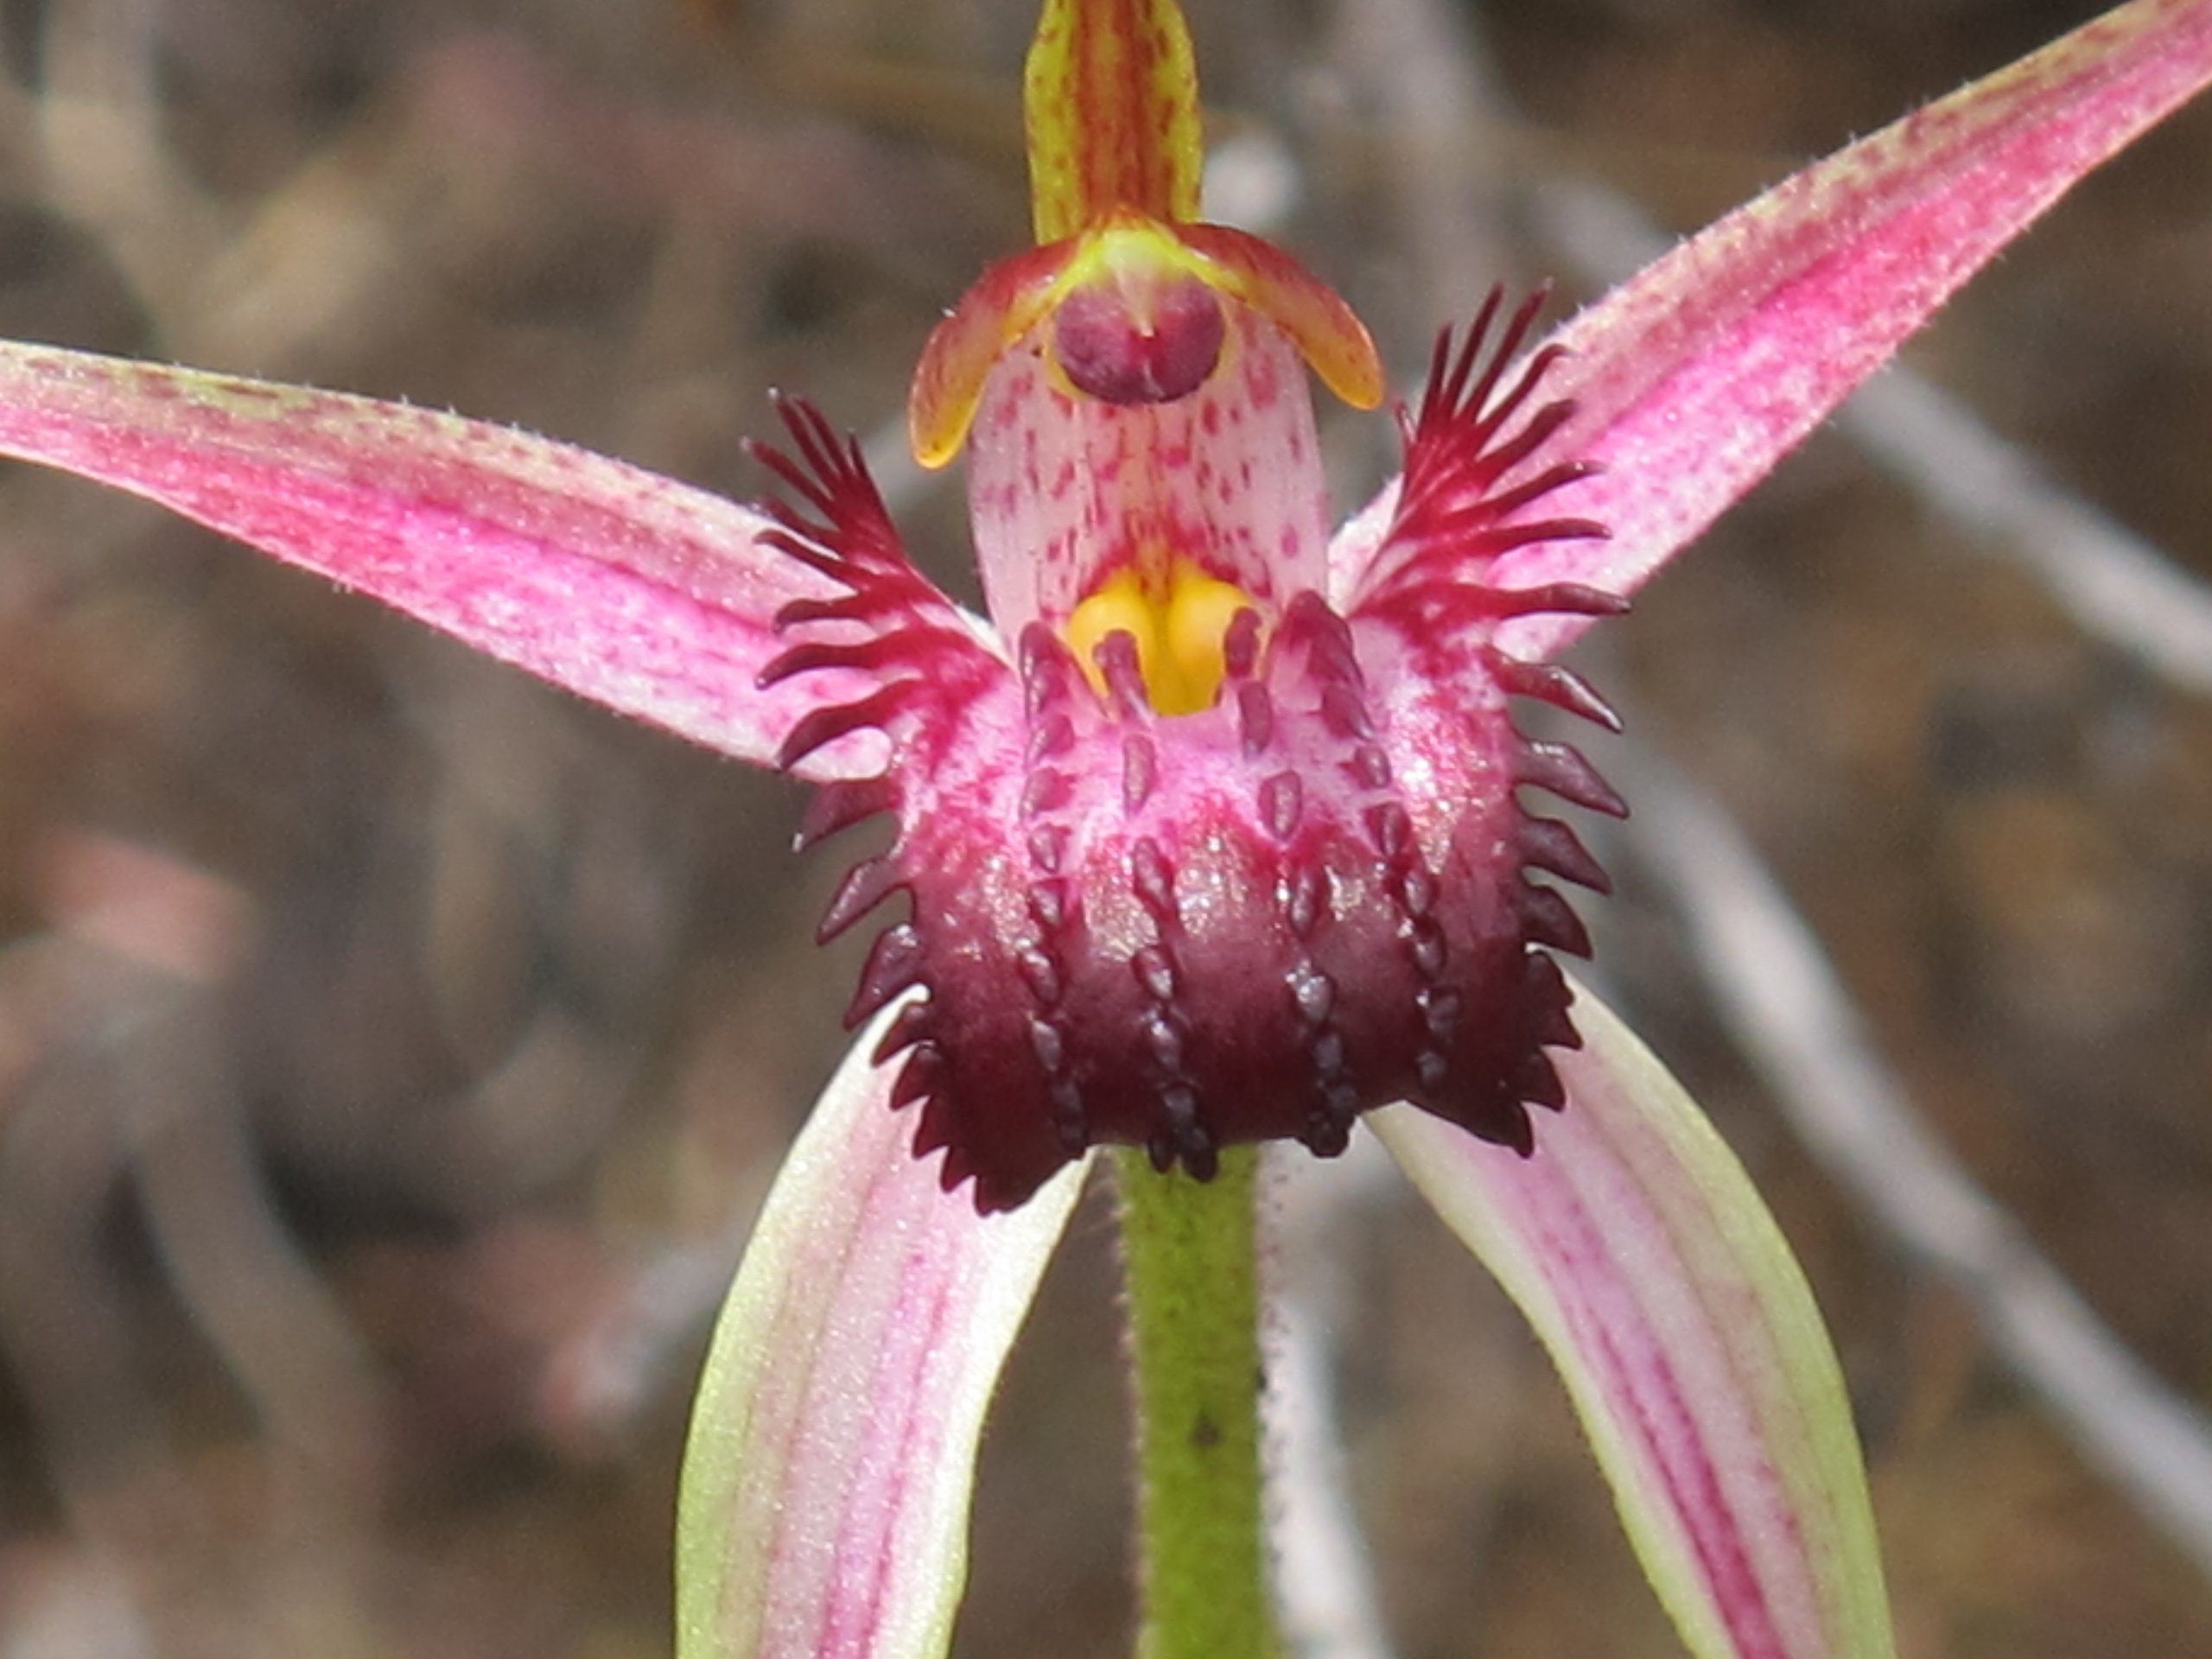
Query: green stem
1113 1144 1281 1659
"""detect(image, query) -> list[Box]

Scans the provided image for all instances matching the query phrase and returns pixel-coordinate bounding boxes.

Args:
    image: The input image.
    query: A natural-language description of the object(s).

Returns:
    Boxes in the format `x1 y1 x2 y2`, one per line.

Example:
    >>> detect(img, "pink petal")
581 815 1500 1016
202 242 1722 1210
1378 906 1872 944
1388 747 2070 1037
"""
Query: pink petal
1374 983 1893 1659
1471 0 2212 660
0 340 864 771
1172 223 1384 412
908 240 1080 469
675 1009 1085 1659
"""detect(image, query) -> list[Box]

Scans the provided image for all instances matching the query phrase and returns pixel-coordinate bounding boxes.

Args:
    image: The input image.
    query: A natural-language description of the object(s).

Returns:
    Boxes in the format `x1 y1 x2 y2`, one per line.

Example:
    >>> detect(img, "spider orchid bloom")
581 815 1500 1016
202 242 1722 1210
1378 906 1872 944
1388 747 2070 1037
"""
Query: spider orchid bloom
0 1 2208 1656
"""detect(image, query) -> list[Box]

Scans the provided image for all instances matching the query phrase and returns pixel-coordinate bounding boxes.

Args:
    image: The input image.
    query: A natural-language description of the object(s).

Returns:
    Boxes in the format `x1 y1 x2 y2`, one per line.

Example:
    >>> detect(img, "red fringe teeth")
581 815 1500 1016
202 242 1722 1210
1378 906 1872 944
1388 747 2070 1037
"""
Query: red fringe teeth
753 291 1624 1213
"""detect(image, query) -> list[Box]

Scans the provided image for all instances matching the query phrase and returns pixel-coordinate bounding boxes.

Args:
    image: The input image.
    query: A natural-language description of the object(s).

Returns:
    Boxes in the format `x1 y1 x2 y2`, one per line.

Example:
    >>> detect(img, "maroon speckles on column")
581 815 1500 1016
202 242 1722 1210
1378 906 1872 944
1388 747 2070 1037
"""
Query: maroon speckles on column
967 308 1333 640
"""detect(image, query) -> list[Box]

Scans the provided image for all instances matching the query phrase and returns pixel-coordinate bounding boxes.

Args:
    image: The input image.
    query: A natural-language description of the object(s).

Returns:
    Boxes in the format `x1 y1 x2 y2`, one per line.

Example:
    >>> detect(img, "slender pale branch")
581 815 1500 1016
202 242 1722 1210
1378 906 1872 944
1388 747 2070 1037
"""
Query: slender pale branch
1270 1147 1399 1659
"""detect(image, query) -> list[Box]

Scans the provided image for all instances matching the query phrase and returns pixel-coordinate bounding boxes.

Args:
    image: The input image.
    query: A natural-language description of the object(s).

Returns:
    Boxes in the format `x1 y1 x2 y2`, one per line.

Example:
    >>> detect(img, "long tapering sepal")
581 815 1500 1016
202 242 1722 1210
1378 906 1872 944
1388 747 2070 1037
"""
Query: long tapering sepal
1332 0 2212 659
676 1011 1085 1659
1374 982 1894 1659
0 340 847 772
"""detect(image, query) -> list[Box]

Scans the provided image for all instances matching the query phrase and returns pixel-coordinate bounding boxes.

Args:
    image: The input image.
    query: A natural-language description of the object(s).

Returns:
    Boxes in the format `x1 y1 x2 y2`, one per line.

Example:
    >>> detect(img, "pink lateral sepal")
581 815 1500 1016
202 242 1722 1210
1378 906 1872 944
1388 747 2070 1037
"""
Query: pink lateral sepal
1376 982 1895 1659
0 340 861 775
675 1005 1086 1659
1465 0 2212 661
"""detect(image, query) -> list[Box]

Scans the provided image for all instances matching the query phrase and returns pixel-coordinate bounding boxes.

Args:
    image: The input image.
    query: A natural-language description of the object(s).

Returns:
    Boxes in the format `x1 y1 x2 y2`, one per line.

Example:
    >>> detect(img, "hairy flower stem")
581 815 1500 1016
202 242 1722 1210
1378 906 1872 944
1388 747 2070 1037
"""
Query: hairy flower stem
1113 1145 1281 1659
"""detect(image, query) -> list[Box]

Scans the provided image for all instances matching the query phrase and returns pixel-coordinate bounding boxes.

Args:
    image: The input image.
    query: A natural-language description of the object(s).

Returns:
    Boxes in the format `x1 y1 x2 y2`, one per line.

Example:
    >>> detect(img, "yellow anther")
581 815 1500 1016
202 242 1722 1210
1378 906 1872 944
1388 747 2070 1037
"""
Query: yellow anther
1160 569 1250 710
1065 561 1255 717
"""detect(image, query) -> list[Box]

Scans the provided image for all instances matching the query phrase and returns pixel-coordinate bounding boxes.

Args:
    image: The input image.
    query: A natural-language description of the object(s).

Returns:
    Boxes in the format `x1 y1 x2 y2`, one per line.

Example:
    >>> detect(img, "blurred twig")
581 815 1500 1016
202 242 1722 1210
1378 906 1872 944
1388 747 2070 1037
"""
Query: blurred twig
34 0 223 322
1325 0 1513 319
1619 747 2212 1584
0 833 391 1638
1269 1144 1400 1659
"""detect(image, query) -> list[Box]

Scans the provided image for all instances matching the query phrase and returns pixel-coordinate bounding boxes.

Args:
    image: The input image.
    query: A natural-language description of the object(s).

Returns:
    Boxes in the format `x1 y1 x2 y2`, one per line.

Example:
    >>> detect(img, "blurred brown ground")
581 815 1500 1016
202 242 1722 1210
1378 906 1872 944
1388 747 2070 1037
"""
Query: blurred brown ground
0 1 2208 1656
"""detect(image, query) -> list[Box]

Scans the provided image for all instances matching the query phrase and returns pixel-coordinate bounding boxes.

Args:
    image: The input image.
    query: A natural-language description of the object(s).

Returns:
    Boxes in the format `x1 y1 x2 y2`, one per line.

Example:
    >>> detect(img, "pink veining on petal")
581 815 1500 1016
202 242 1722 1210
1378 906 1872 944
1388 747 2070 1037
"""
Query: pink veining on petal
677 1011 1083 1659
963 306 1331 637
1500 1131 1800 1659
1377 983 1891 1659
0 342 870 773
761 1135 984 1658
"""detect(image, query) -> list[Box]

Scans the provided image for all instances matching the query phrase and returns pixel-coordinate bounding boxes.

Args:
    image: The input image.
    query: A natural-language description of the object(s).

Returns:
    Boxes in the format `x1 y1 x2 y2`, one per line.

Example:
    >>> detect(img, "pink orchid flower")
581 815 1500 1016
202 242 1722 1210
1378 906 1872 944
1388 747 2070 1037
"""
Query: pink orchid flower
1 2 2209 1656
